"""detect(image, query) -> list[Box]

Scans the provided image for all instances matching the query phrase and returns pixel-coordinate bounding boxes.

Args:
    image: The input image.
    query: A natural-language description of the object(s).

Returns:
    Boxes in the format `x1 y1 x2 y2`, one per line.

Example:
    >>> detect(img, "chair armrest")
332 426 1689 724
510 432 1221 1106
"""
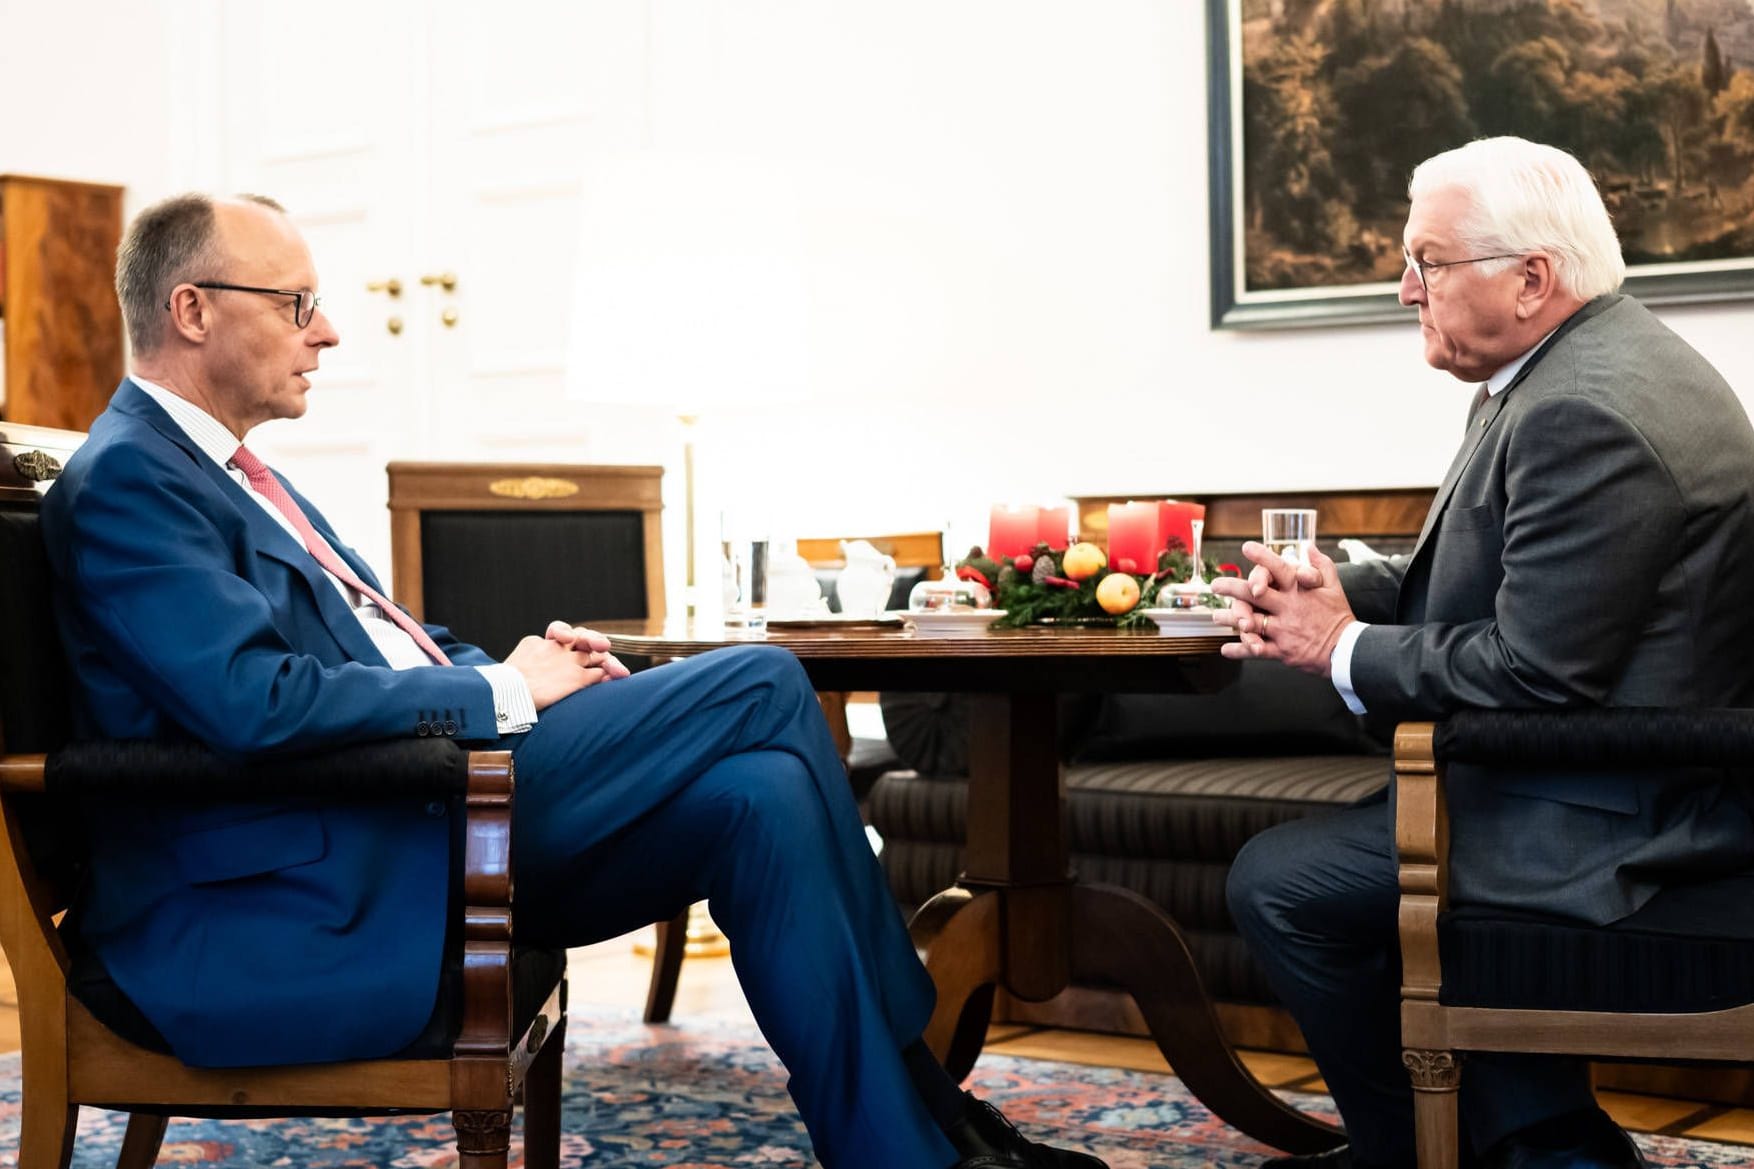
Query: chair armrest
0 754 46 792
1394 723 1446 1003
1433 707 1754 768
31 738 473 798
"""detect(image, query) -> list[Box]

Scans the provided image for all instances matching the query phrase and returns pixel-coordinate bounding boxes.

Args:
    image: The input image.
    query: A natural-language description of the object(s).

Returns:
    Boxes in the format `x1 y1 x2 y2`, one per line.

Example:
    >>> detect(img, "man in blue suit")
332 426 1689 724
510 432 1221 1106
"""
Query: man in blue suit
43 191 1106 1169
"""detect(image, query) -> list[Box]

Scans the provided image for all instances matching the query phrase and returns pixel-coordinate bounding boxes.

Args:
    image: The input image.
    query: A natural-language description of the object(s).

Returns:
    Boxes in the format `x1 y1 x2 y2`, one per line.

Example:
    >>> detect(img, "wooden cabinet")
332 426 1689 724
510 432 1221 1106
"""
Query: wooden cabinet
0 175 125 431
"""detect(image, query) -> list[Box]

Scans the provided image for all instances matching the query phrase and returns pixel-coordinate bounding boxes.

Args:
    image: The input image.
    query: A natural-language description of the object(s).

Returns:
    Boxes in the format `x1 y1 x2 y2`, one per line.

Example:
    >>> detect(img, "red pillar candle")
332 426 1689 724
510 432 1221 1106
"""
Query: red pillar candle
988 505 1040 561
1157 500 1206 560
1036 505 1071 551
1105 502 1159 575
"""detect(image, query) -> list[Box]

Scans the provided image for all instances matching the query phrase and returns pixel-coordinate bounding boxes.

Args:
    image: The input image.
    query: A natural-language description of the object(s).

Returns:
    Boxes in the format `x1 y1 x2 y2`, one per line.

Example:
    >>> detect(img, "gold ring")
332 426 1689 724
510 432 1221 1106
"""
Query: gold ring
1261 615 1271 635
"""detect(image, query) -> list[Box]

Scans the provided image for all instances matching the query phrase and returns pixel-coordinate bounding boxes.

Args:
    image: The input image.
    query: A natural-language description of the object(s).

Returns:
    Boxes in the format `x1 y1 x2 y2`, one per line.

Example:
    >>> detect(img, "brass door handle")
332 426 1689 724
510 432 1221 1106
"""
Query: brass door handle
387 316 404 335
440 308 459 328
366 278 403 298
420 272 459 292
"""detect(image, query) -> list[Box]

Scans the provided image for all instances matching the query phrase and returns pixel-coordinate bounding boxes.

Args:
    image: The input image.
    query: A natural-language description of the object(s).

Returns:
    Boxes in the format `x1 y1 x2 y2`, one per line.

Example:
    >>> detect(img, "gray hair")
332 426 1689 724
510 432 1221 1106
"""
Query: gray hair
1408 137 1624 300
115 192 287 354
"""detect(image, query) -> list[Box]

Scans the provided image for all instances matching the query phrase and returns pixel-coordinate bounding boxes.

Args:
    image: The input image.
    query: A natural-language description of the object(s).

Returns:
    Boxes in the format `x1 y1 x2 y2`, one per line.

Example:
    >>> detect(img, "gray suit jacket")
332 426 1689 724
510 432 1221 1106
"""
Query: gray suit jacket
1340 295 1754 924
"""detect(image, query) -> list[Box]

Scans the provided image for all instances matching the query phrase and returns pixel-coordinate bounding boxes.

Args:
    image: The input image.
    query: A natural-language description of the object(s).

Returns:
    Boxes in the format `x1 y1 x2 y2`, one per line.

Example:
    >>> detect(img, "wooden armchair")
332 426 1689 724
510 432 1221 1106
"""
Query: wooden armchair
1394 709 1754 1169
0 425 566 1169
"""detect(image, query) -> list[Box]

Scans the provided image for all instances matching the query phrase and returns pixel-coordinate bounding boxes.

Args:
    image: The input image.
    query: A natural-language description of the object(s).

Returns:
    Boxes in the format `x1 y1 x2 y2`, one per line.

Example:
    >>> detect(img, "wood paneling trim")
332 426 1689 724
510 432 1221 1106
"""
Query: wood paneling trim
66 999 453 1108
385 462 663 512
1073 488 1437 544
797 531 945 571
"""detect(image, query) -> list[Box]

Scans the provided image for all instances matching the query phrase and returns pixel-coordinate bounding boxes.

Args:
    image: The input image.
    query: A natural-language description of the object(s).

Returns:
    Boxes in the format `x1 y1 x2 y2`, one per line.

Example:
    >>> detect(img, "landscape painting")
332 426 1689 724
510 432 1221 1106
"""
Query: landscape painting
1207 0 1754 327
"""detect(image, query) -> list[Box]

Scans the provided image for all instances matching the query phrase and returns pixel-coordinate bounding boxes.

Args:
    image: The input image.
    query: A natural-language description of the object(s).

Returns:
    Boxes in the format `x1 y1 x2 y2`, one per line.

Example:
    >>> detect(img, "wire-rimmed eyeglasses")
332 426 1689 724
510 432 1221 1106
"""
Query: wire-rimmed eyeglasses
165 282 321 328
1402 248 1523 293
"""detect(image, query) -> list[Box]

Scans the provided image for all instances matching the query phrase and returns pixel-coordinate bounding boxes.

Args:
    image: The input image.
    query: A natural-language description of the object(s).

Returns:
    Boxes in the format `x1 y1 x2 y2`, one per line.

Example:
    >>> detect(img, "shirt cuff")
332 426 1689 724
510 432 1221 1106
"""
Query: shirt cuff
1330 621 1370 716
475 664 537 735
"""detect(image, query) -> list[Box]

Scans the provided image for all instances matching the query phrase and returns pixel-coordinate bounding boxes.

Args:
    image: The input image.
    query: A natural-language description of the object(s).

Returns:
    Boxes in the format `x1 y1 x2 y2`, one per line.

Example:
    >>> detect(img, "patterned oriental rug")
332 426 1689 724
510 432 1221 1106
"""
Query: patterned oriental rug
2 1009 1750 1168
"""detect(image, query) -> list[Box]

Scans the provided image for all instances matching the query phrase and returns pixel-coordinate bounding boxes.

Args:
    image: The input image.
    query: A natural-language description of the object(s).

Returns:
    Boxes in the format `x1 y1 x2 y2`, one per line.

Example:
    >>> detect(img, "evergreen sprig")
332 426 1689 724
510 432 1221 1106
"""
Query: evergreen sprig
956 541 1225 629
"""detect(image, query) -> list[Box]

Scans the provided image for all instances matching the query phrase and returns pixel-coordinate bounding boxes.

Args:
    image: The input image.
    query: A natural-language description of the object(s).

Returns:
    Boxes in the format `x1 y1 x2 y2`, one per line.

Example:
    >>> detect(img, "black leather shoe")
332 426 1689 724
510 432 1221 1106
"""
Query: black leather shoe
1479 1108 1645 1169
947 1091 1108 1168
1263 1146 1354 1169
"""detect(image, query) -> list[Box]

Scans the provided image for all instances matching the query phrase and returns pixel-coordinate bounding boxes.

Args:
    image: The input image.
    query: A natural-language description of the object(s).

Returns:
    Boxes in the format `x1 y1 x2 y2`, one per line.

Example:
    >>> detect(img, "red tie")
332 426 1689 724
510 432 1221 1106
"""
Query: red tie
230 445 451 666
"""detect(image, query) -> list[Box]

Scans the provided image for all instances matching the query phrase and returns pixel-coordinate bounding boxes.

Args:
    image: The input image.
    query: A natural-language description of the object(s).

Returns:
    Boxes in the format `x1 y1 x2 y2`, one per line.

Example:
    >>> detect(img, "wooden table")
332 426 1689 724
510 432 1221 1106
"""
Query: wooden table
598 618 1342 1154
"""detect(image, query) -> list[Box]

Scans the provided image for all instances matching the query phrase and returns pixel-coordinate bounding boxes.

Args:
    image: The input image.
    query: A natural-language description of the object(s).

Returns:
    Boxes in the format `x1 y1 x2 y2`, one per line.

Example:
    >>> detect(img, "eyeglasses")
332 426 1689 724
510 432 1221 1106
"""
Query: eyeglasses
165 282 321 328
1402 248 1523 293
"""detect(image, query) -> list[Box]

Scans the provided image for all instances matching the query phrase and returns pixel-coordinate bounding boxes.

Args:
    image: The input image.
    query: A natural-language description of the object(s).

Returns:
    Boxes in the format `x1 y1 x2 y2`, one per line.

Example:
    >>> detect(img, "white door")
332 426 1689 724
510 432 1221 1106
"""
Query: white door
212 1 669 588
215 0 432 578
421 2 667 460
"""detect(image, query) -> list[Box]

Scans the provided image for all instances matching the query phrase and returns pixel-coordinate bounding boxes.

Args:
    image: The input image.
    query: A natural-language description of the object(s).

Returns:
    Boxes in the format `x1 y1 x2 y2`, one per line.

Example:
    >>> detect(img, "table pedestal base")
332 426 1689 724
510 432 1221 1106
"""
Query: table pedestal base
912 881 1343 1155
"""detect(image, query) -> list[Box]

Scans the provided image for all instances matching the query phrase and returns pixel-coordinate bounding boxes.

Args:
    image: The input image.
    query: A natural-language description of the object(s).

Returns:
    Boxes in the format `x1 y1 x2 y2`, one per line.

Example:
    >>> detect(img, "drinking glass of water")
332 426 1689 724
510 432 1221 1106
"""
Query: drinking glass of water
1261 508 1317 568
721 515 770 637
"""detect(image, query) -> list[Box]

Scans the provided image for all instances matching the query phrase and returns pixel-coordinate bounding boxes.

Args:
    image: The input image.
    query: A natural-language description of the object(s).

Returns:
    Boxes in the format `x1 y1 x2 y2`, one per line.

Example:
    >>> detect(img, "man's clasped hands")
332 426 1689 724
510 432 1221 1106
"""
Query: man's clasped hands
1211 542 1359 679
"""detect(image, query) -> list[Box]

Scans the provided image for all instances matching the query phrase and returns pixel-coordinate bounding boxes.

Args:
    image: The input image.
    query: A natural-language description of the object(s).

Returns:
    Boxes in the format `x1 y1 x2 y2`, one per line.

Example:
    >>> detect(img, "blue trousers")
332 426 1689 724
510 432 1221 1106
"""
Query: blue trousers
502 644 958 1169
1227 792 1594 1169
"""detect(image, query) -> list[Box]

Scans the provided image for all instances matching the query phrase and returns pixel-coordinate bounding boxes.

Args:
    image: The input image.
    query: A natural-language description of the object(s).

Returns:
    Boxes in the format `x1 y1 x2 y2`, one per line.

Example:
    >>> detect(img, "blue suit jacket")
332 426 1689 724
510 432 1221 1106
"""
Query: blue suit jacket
42 380 502 1066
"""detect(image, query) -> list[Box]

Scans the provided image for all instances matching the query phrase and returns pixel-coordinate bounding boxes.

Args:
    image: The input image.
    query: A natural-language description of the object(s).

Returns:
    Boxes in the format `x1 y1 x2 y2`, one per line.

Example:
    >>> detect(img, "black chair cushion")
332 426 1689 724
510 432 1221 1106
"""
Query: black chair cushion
0 503 71 753
846 734 902 803
876 662 1386 779
1439 872 1754 1013
1069 661 1389 762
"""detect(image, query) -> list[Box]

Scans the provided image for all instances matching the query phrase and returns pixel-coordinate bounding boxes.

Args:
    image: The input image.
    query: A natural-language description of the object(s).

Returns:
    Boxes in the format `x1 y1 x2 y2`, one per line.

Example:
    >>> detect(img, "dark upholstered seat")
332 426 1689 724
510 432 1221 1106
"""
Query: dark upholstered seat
1395 709 1754 1169
1438 877 1754 1013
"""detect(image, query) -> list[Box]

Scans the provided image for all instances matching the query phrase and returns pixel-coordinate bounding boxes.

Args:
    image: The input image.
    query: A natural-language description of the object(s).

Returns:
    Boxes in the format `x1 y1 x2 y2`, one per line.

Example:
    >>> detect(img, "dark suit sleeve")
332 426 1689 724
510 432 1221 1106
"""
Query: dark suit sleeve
1349 394 1681 718
1338 556 1407 625
52 445 496 756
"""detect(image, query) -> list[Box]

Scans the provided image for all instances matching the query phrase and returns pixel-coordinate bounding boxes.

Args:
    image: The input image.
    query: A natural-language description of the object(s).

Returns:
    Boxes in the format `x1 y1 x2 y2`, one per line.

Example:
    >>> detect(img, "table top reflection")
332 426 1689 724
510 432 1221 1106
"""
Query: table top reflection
593 616 1238 693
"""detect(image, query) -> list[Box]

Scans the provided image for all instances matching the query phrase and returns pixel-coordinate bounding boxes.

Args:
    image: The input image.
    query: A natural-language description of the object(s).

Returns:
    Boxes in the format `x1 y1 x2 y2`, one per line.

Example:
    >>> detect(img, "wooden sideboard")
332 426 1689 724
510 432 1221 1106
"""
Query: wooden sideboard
1072 487 1438 549
0 174 125 432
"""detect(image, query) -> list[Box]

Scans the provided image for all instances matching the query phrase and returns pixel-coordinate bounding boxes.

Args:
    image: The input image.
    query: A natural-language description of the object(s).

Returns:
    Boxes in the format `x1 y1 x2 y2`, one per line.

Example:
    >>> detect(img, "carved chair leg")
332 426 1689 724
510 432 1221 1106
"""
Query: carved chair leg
454 1109 513 1169
116 1113 169 1169
644 908 689 1023
1404 1049 1462 1169
522 1016 566 1169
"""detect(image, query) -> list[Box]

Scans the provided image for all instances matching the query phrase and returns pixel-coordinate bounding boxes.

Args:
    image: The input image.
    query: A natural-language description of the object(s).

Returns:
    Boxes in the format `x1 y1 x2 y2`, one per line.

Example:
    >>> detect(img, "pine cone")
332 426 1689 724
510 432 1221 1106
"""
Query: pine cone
1031 555 1057 586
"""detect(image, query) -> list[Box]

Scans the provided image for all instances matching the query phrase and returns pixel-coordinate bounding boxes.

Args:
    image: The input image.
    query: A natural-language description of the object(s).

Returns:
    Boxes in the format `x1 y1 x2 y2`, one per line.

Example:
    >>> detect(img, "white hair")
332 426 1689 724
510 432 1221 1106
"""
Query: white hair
1408 137 1625 299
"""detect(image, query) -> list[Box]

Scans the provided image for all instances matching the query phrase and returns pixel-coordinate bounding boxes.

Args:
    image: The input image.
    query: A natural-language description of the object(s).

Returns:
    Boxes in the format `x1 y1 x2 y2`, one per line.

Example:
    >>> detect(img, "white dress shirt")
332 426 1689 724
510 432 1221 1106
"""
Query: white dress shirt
133 378 536 732
1329 335 1551 715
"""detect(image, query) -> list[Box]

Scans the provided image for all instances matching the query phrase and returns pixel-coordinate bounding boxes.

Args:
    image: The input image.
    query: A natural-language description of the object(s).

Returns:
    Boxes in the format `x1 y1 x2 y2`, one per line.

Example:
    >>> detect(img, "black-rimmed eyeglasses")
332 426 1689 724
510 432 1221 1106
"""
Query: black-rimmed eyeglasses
166 282 321 328
1402 249 1523 293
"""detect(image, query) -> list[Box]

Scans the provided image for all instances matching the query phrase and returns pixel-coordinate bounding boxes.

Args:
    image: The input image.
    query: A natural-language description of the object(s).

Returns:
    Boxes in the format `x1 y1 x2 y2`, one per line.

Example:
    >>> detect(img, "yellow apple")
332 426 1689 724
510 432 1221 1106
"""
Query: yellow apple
1096 571 1141 615
1062 542 1107 581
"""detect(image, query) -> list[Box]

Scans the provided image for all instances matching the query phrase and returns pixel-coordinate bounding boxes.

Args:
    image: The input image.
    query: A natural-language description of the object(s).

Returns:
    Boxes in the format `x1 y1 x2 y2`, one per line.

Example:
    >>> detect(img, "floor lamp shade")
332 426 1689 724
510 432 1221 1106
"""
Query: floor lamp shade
564 152 811 610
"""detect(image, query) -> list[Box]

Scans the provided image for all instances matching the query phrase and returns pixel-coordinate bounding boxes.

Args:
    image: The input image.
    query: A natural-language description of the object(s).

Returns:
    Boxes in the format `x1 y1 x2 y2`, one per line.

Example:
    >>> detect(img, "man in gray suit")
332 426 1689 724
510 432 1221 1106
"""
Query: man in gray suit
1215 137 1754 1169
